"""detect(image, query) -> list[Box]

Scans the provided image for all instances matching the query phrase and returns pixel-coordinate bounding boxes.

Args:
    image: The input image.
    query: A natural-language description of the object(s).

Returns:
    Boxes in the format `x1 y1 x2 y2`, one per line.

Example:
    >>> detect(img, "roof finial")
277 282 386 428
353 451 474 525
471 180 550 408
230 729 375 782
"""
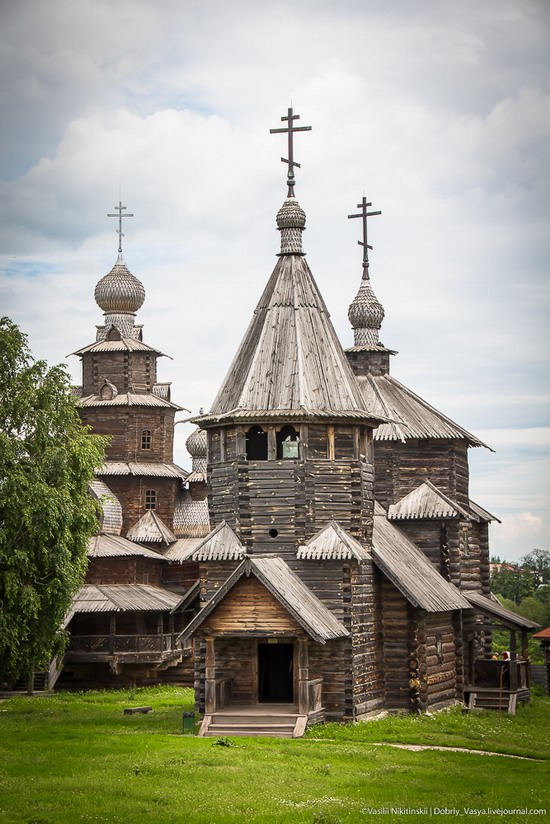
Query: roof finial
107 200 134 256
270 107 312 196
348 196 381 277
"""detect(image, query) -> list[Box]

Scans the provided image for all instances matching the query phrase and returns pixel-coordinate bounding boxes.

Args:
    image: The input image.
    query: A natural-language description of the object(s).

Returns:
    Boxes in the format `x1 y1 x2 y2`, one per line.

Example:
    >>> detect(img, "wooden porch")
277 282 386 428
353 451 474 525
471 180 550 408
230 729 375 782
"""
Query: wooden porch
464 623 532 715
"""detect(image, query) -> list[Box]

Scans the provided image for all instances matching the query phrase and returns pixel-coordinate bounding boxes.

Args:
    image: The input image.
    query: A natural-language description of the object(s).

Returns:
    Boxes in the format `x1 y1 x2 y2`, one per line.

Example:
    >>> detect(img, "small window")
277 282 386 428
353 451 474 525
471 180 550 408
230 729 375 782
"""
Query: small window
276 425 300 459
460 527 470 556
245 426 268 461
145 489 157 510
435 634 444 664
141 429 152 450
209 431 222 463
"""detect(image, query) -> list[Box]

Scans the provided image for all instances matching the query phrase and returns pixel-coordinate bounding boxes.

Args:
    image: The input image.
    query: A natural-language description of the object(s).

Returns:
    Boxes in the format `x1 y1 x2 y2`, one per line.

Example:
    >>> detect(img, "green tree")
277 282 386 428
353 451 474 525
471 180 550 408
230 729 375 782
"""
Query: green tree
490 567 534 604
0 318 106 685
520 548 550 585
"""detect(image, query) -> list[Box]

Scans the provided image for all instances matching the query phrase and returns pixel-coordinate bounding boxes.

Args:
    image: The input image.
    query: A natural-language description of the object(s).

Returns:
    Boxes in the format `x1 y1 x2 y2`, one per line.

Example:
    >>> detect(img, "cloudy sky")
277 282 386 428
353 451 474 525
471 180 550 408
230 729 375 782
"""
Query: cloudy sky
1 0 549 562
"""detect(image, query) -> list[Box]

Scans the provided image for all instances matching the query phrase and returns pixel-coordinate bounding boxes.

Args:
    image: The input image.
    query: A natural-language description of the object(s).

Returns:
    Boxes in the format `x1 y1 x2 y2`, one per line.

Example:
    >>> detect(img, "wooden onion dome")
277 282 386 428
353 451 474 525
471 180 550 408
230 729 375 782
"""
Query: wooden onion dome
94 253 146 340
186 427 207 475
348 270 385 347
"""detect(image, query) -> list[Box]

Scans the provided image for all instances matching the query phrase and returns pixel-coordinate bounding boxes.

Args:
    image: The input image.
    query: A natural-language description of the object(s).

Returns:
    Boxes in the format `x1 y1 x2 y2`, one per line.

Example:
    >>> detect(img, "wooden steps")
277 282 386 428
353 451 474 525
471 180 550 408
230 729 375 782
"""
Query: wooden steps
198 704 307 738
466 689 518 714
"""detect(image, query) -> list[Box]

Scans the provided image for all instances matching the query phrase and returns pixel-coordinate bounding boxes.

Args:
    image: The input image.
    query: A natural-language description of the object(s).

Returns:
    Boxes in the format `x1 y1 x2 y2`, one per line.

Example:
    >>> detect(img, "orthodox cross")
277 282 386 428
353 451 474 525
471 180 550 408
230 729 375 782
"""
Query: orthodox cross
108 201 134 254
270 107 312 196
348 196 381 267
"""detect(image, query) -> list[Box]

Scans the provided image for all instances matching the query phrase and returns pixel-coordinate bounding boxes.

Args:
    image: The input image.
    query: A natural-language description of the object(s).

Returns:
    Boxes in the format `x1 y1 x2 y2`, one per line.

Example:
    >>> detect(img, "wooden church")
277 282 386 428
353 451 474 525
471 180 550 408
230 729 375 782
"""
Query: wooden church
58 109 538 733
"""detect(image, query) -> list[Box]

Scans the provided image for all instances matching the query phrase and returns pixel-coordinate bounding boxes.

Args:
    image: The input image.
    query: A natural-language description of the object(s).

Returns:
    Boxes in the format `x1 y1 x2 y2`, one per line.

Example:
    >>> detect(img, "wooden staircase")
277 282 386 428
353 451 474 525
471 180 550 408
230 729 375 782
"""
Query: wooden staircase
198 704 307 738
467 689 518 714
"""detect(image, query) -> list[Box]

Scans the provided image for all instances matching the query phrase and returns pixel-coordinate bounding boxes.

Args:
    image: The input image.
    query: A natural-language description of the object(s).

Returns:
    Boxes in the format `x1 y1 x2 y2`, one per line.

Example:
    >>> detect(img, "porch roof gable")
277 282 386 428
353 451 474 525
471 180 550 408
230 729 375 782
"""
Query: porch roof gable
464 591 540 630
176 556 349 645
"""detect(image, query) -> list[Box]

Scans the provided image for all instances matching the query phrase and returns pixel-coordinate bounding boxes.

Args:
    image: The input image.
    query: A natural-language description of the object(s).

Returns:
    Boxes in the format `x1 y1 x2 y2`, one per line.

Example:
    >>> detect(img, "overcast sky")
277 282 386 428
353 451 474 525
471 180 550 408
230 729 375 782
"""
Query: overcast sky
1 0 549 562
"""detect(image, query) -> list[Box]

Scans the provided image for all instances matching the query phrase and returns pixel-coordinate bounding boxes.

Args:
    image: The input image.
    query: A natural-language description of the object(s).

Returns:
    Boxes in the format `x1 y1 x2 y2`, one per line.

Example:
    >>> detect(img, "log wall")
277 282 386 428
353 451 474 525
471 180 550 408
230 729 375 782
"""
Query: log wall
81 351 159 396
374 440 470 511
81 408 175 464
203 576 302 635
86 556 163 586
101 475 179 533
351 561 385 718
418 611 458 711
380 576 411 710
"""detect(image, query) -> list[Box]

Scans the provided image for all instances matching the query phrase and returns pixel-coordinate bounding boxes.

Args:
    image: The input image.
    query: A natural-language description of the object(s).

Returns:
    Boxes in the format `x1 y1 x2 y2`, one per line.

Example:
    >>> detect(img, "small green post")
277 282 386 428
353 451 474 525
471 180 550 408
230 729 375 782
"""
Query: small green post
182 711 195 734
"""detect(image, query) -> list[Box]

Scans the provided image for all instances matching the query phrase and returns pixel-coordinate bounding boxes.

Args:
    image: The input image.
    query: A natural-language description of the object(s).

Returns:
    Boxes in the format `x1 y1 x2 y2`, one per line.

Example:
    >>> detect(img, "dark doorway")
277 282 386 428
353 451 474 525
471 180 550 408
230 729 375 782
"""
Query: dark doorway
258 642 294 702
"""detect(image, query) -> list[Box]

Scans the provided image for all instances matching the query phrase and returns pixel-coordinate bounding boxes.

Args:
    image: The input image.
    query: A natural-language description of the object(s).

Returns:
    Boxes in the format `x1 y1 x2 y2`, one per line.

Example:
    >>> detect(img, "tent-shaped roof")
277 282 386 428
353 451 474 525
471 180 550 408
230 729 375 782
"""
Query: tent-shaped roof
357 373 489 447
176 556 349 645
372 503 471 612
126 510 177 545
388 480 473 522
298 520 369 560
197 252 384 425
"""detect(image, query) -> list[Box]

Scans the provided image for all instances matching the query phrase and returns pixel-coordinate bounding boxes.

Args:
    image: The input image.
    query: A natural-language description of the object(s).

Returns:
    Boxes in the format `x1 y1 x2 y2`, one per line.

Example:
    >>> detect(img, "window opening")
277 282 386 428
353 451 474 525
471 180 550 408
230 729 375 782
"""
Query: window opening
276 425 300 459
245 426 268 461
141 429 152 450
145 489 157 510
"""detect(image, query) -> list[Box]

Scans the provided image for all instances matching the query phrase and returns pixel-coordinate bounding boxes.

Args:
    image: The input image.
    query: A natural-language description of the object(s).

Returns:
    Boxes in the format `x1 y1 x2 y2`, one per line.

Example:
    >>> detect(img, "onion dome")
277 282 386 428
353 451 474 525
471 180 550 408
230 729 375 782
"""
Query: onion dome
95 253 145 314
348 271 385 347
186 427 207 475
276 197 306 255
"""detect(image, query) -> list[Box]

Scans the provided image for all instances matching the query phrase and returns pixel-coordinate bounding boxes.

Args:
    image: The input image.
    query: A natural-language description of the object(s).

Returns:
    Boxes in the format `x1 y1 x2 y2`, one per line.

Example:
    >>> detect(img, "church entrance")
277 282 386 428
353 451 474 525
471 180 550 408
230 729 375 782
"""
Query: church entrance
258 642 294 703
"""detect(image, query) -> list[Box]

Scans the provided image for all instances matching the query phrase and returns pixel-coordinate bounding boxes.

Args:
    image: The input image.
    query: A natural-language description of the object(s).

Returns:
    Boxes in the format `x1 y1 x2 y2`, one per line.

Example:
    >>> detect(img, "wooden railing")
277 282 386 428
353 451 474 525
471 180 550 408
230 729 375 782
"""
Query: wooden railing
205 677 233 713
471 657 530 692
68 634 178 655
307 678 323 713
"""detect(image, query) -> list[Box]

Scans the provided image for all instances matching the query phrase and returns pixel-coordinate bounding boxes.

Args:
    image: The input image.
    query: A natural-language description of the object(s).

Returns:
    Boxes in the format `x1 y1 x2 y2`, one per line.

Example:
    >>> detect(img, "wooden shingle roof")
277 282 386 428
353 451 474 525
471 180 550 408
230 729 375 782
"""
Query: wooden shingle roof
198 254 385 425
176 557 349 645
357 373 489 447
97 461 188 480
88 534 166 560
372 503 471 612
298 520 369 560
71 584 183 613
388 480 473 522
126 510 177 545
89 479 122 535
79 392 182 410
465 592 540 630
190 521 245 562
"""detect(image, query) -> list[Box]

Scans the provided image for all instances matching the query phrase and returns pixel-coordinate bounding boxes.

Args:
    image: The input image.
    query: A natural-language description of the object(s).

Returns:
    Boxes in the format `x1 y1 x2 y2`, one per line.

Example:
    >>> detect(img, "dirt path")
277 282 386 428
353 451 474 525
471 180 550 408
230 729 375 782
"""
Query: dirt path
372 742 543 761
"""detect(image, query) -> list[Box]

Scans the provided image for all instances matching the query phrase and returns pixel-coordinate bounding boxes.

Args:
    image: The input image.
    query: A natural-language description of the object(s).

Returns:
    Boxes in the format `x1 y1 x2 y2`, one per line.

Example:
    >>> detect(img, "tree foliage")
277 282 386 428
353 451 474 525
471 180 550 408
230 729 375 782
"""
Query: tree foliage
490 567 534 604
520 548 550 585
0 318 106 684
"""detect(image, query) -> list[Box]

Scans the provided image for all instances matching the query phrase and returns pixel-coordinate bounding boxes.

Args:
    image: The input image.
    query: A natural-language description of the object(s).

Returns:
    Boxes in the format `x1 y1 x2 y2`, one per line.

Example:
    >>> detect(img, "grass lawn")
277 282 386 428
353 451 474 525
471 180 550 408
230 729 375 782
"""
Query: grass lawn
0 688 548 824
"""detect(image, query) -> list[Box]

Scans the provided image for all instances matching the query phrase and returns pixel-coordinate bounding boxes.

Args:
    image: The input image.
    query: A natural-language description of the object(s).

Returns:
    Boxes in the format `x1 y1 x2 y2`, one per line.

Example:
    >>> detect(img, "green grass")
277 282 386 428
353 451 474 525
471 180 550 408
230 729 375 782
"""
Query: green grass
0 688 548 823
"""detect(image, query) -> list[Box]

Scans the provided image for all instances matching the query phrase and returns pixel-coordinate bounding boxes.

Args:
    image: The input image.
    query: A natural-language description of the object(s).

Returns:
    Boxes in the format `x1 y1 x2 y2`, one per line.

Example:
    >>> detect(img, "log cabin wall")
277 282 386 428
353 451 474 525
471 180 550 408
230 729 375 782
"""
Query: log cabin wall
161 560 199 592
418 611 458 711
81 408 175 463
373 440 470 511
81 351 158 396
455 520 483 593
308 638 353 721
380 576 412 710
397 520 447 577
351 561 385 718
101 475 180 533
346 349 391 377
199 562 243 603
203 576 303 636
288 560 347 627
212 638 257 703
86 556 163 586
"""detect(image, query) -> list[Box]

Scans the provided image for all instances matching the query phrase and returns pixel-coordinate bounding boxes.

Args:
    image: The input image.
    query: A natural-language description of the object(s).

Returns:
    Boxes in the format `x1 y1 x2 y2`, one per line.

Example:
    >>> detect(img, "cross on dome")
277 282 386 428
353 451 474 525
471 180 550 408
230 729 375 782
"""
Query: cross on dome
108 200 134 255
270 107 312 196
348 196 381 270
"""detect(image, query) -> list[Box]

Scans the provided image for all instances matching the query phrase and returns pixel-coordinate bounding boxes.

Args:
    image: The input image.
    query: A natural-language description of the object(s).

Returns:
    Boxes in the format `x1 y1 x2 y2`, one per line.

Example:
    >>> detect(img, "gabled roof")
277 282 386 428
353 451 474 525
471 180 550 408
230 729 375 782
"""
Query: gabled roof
126 510 176 545
357 373 489 448
388 480 473 522
164 537 205 562
89 479 122 534
464 591 540 630
298 520 369 560
372 504 471 612
533 627 550 640
190 521 245 562
71 584 184 613
97 461 188 480
88 533 166 560
176 557 349 645
198 254 384 425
